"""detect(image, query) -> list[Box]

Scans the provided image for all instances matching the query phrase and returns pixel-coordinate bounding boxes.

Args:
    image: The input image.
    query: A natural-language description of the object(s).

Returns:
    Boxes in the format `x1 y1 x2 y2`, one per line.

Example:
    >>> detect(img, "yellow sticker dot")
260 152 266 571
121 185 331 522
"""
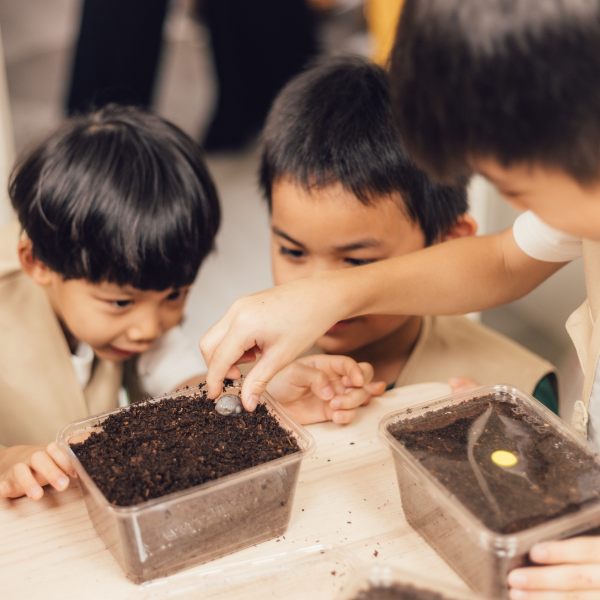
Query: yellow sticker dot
491 450 518 467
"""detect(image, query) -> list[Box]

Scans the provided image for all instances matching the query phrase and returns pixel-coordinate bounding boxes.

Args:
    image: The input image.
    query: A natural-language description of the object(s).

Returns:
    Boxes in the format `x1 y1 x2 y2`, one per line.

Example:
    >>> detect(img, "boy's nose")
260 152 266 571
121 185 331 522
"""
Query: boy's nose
127 312 162 342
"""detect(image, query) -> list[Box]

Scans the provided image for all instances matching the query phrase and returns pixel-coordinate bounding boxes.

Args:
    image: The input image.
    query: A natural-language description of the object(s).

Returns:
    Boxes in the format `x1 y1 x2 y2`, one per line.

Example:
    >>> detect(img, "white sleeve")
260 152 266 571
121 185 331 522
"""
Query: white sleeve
137 326 206 397
512 211 583 262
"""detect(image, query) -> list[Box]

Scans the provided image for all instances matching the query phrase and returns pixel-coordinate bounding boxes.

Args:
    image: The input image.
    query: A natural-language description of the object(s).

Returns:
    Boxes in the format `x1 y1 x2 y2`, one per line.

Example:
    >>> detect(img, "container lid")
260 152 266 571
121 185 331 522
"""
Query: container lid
378 384 600 549
336 565 483 600
128 545 358 599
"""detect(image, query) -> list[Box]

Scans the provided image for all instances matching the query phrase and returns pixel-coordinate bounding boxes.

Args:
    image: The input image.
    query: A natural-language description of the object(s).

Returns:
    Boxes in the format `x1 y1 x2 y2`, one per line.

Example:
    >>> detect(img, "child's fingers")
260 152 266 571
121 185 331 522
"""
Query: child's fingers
302 355 367 388
528 538 600 566
30 451 70 492
509 590 600 600
366 381 387 397
448 376 480 393
12 463 44 500
330 387 373 410
508 564 600 593
46 443 78 479
331 408 359 424
0 478 25 499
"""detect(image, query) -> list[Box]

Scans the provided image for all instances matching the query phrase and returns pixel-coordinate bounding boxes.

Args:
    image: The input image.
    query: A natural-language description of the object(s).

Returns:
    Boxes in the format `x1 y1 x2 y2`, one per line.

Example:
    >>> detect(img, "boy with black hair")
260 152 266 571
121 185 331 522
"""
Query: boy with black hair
200 3 600 595
256 55 557 411
0 105 379 502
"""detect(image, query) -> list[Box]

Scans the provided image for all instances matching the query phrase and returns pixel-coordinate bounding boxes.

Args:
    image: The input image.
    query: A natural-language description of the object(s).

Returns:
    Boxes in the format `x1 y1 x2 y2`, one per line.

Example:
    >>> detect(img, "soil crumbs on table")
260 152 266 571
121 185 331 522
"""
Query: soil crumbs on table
71 388 300 506
389 392 600 534
354 583 450 600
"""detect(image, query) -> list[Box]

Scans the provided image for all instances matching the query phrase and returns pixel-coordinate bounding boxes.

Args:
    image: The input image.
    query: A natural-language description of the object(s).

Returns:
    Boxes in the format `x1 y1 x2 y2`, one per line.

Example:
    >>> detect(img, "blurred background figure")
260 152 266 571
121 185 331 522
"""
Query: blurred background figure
0 0 588 416
67 0 170 112
67 0 319 151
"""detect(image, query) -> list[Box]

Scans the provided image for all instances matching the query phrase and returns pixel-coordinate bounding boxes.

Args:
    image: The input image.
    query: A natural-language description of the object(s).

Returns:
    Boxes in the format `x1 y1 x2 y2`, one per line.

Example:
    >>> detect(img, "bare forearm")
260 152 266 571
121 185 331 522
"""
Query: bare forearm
320 228 564 319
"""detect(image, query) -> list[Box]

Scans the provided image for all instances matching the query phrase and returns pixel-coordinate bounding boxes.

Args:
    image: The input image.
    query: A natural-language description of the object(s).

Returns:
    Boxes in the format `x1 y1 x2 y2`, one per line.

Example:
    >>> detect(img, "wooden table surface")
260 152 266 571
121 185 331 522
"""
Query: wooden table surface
0 382 468 599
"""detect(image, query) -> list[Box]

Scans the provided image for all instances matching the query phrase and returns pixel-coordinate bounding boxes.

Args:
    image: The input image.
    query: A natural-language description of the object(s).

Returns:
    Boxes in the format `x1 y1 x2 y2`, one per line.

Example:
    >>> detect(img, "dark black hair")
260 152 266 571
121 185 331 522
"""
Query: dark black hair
259 56 467 245
391 0 600 183
10 105 220 290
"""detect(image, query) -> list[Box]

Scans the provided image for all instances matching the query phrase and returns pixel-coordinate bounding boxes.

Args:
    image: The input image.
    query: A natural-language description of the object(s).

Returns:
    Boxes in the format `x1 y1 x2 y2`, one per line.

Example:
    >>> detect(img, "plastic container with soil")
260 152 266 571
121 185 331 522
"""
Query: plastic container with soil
337 565 483 600
56 382 315 583
378 384 600 599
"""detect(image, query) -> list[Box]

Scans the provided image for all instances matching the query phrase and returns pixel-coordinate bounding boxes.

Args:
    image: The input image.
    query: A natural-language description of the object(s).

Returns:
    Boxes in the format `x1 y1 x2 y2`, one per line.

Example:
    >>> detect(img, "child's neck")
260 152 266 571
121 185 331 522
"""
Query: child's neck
343 316 422 387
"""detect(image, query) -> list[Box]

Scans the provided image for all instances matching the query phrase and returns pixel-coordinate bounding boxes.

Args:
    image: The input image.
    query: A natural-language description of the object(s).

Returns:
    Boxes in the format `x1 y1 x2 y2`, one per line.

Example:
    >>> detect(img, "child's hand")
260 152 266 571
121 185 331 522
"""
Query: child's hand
267 355 386 424
508 537 600 599
0 443 77 500
447 377 480 393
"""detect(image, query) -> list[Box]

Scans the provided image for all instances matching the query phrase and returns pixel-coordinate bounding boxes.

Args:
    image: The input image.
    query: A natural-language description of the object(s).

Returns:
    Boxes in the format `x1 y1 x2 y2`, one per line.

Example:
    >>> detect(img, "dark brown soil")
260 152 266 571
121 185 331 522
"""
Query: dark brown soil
354 583 450 599
71 386 300 506
388 392 600 534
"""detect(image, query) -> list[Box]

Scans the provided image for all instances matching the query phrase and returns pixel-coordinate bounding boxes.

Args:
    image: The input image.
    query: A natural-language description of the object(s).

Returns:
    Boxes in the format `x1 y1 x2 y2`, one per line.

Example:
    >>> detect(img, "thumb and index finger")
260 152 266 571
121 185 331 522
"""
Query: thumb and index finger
201 323 297 411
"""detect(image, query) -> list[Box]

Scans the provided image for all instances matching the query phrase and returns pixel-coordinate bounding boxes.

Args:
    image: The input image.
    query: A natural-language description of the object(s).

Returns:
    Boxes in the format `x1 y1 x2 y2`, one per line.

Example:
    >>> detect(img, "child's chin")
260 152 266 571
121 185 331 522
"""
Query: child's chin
316 334 355 355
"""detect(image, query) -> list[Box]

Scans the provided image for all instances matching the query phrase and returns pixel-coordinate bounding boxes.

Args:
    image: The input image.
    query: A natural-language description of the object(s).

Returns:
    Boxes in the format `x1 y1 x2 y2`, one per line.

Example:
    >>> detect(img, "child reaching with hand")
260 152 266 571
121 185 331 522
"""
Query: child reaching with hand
200 2 600 596
246 56 558 414
0 106 380 503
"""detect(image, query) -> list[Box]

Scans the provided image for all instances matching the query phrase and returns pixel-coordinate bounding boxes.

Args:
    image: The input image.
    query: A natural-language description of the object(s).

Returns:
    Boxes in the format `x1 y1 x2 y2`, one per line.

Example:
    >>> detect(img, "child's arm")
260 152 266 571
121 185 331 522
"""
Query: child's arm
508 538 600 599
266 355 386 424
201 228 565 404
0 443 76 500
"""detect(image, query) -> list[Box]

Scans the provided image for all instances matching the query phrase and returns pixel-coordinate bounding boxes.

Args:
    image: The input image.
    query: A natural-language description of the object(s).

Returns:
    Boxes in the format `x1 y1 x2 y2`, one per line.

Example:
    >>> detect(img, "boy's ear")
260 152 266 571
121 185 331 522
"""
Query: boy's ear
440 214 478 242
17 239 54 287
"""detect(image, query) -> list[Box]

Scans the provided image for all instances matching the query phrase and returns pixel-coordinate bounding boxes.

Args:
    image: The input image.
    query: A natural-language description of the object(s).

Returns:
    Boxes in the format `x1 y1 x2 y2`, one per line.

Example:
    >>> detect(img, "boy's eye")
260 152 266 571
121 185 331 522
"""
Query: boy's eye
167 290 185 301
112 299 133 308
280 246 305 259
344 258 376 267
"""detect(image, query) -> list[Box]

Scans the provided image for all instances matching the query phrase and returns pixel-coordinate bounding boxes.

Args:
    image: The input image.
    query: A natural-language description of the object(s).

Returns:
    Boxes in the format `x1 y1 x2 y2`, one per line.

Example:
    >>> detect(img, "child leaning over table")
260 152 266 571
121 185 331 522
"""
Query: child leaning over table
0 106 381 502
249 55 558 420
200 3 600 596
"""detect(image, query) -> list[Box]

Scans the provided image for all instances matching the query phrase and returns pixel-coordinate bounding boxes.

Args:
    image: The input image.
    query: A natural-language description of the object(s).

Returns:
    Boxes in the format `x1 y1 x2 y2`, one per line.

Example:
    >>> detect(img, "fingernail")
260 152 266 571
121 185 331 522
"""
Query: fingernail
342 376 352 387
332 413 343 423
330 399 341 409
530 544 548 561
320 386 334 400
509 590 528 600
508 571 527 587
247 394 260 411
28 487 42 500
57 475 69 489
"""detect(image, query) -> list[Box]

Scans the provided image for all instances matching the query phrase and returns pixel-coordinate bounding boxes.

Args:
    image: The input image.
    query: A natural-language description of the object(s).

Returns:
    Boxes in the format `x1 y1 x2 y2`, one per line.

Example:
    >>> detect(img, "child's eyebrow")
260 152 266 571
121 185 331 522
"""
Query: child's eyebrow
272 227 305 248
335 239 382 251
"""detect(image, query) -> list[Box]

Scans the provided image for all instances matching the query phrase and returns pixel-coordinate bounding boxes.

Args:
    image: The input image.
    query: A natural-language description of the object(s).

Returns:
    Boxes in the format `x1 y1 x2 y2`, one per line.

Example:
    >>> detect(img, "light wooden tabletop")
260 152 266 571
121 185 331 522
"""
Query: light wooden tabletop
0 382 468 600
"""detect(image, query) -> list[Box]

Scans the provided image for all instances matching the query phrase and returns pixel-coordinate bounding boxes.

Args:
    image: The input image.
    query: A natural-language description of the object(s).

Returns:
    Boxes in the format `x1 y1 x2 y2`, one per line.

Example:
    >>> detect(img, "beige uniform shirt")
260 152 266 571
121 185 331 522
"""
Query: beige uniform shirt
393 315 555 393
246 314 556 397
0 221 122 448
567 239 600 437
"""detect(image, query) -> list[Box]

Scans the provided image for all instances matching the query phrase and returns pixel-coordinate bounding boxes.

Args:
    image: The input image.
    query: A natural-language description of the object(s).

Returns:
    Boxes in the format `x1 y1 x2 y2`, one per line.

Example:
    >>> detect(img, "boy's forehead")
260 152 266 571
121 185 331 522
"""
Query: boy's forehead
272 177 409 217
271 179 424 248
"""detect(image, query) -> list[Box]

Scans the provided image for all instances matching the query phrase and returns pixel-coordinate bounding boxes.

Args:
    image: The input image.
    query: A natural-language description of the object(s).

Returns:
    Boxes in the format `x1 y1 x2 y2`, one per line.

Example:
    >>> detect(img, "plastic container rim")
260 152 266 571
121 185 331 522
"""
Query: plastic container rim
337 564 484 600
56 383 316 514
377 383 600 548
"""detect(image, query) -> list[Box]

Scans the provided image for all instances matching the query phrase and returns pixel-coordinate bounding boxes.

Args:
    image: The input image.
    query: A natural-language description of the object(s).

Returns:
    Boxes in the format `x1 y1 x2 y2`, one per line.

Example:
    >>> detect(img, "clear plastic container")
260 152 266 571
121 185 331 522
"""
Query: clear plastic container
129 544 358 600
56 384 315 583
378 384 600 599
337 565 483 600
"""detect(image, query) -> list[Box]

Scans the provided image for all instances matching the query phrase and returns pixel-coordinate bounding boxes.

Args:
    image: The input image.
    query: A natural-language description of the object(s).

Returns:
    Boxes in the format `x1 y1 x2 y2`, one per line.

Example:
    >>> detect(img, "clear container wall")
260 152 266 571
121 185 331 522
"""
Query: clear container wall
57 386 315 583
378 384 600 599
132 545 358 600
